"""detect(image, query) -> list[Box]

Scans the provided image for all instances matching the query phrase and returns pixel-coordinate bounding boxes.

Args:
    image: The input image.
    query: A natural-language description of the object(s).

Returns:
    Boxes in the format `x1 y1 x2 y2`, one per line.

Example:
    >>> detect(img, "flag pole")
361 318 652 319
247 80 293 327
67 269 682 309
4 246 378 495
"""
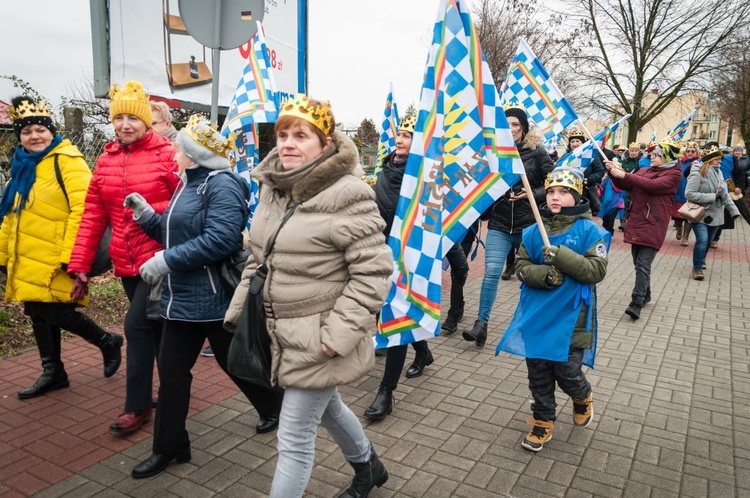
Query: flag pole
576 119 610 163
520 174 551 247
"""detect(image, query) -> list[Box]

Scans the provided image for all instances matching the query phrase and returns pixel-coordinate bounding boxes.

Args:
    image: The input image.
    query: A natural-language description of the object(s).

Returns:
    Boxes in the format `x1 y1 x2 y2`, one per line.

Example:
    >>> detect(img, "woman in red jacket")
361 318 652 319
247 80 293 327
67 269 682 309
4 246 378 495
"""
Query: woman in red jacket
68 81 180 435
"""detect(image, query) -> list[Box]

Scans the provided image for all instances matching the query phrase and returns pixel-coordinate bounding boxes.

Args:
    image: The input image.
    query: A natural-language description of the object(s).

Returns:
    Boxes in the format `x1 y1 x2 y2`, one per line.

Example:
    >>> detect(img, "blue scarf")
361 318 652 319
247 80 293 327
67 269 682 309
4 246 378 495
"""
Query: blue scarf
0 135 63 220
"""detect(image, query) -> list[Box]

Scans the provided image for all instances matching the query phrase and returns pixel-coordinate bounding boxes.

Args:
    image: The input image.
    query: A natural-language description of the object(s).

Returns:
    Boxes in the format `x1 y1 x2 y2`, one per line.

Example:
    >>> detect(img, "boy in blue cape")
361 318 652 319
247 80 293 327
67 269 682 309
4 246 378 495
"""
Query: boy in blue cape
496 166 610 452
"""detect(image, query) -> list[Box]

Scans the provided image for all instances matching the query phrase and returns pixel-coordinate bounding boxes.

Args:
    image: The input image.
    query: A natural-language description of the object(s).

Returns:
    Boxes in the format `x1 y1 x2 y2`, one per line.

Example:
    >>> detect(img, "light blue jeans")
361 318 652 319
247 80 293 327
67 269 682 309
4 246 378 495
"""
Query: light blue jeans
478 229 522 322
269 386 371 498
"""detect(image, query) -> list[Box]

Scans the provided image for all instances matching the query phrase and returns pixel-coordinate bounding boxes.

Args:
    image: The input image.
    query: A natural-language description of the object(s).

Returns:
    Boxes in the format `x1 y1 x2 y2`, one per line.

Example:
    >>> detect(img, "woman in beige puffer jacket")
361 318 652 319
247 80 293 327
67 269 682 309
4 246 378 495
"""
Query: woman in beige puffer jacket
224 95 393 498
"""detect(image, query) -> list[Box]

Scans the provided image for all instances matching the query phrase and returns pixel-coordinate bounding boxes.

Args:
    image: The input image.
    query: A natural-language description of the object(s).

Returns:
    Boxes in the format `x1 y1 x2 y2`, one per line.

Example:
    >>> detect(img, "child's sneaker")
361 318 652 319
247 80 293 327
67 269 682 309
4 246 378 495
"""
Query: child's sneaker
522 419 554 452
572 393 593 427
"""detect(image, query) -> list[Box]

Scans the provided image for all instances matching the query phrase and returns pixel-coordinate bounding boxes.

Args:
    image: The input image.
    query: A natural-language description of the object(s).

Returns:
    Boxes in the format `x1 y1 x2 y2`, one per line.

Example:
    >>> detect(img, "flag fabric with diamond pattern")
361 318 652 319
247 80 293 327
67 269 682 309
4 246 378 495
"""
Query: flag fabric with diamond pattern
499 39 578 142
374 83 400 177
220 21 278 221
376 0 524 348
556 115 631 171
667 109 696 142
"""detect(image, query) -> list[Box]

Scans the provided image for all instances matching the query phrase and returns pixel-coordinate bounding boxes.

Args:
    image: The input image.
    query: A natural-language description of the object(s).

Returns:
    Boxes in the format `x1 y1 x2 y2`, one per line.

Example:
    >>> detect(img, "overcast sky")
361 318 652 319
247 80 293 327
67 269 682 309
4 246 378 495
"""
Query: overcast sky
1 0 465 128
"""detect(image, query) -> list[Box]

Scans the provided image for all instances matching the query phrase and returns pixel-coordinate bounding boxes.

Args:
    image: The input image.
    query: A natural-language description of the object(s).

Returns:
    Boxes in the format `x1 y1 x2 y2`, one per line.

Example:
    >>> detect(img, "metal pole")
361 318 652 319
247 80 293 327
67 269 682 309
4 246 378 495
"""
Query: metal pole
89 0 110 97
210 0 223 125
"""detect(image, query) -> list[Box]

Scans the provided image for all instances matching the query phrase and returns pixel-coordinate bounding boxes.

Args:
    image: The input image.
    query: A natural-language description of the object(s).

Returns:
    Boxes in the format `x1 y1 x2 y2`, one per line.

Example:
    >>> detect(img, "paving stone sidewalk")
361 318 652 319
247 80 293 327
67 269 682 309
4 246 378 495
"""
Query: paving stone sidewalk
1 221 749 497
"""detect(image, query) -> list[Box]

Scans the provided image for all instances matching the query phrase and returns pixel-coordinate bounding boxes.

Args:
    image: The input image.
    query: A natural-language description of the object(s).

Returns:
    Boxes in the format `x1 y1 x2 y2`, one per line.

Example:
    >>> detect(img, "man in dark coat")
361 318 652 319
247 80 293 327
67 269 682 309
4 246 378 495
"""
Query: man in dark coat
606 141 682 320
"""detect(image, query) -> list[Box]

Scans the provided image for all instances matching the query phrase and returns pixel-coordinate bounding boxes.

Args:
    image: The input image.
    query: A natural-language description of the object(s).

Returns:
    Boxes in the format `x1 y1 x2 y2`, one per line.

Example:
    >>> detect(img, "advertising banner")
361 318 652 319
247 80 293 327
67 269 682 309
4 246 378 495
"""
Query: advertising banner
108 0 305 107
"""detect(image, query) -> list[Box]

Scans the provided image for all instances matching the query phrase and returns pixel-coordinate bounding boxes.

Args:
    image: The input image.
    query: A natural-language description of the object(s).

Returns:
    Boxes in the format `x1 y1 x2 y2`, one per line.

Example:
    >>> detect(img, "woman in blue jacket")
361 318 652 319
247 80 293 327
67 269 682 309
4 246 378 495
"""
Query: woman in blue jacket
123 116 283 479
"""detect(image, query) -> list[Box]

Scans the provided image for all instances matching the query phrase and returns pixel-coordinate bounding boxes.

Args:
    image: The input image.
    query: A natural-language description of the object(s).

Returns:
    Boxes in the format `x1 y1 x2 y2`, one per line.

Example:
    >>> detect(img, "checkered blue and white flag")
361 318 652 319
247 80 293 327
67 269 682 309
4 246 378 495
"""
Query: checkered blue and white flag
500 39 578 142
376 0 524 347
556 115 631 171
220 21 279 220
374 83 400 177
667 109 696 142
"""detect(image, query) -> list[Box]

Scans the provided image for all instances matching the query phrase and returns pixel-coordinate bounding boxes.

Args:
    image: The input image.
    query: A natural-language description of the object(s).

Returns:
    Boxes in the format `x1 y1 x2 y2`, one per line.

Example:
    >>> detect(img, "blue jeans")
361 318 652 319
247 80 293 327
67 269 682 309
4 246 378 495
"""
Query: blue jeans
270 386 371 498
692 223 721 270
478 229 522 322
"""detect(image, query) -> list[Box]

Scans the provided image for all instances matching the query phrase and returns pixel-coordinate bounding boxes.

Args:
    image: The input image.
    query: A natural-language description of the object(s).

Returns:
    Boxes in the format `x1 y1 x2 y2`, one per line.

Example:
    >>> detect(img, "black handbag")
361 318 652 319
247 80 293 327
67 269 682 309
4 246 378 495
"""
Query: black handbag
227 204 297 388
217 249 251 295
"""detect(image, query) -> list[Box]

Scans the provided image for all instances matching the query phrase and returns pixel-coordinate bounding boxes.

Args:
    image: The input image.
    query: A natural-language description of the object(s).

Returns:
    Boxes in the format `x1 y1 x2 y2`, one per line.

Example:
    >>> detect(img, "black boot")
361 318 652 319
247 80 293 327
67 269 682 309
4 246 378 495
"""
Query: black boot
442 279 465 335
18 324 69 399
501 262 516 280
441 307 461 335
337 448 389 498
406 348 434 378
462 320 488 347
363 386 393 421
98 332 124 378
63 312 123 378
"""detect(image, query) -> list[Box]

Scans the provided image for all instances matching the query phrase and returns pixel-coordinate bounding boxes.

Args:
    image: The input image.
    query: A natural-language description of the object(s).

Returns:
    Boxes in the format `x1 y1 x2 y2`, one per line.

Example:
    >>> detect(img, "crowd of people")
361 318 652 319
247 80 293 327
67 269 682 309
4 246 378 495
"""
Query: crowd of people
2 81 748 496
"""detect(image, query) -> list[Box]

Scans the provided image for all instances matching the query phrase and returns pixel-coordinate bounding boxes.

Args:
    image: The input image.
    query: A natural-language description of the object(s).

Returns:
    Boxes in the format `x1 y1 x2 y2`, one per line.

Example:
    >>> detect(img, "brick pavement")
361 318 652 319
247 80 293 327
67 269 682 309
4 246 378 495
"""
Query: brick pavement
1 221 748 497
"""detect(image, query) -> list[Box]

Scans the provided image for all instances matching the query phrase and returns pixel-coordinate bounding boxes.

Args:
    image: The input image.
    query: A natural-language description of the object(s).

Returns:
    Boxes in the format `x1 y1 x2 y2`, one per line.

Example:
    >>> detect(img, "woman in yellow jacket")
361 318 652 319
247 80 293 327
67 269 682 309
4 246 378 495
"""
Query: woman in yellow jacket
0 96 122 399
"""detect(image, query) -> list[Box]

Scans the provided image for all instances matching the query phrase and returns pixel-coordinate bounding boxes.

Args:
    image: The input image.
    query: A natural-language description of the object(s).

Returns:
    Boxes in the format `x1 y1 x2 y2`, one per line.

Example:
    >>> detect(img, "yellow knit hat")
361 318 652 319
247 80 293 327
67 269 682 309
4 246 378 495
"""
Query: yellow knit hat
109 81 153 127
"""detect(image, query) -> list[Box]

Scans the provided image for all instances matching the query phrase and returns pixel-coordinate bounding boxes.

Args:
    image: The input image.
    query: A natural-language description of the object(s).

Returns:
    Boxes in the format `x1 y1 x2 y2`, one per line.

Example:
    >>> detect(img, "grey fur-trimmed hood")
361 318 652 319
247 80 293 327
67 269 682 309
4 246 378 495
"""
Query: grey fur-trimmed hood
253 130 363 203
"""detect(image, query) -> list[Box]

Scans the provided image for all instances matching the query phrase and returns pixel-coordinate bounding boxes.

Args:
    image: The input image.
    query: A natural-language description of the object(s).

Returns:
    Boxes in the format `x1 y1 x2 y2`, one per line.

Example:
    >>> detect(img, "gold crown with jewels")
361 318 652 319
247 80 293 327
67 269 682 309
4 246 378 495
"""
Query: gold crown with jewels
567 128 585 140
545 166 584 195
279 94 334 136
502 100 526 112
8 98 53 122
184 115 237 162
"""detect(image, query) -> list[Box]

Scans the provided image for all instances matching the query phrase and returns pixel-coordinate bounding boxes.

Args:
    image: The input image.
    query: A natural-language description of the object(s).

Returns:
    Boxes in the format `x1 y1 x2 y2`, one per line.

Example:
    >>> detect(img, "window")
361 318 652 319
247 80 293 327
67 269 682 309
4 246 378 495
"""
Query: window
709 130 717 139
692 125 697 134
710 115 718 122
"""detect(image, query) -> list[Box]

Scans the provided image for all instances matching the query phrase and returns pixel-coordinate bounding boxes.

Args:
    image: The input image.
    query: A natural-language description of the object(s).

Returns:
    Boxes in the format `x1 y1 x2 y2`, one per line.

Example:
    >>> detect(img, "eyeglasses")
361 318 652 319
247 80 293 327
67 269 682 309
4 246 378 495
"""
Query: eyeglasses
649 152 661 159
152 120 167 126
686 149 697 154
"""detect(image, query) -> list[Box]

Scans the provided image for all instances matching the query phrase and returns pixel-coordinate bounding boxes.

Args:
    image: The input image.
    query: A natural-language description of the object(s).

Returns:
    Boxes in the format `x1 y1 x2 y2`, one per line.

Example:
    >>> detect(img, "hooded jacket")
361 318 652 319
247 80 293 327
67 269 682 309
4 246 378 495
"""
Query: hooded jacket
486 128 555 233
68 130 180 277
610 160 682 249
0 140 91 304
224 131 393 389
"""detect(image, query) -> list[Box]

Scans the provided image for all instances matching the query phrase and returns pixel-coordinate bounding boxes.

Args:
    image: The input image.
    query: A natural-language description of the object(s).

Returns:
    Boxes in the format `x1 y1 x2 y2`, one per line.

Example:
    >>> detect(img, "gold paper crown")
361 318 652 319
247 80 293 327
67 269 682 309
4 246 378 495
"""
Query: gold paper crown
628 142 640 148
685 141 699 149
502 100 526 112
567 128 585 140
399 116 416 134
8 99 52 122
545 166 584 195
701 144 722 162
184 115 237 160
279 94 334 136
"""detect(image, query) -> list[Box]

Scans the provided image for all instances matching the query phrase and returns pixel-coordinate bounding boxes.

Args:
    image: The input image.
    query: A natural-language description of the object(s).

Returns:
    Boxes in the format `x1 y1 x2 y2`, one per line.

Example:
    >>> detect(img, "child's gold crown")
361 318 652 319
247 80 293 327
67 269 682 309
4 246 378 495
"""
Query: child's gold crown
8 99 52 121
279 94 334 136
185 115 237 162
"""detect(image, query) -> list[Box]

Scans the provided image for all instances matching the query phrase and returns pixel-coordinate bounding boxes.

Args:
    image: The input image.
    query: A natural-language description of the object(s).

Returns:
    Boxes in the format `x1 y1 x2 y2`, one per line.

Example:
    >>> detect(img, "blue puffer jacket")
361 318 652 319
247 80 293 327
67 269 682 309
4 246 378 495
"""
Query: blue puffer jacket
141 167 249 321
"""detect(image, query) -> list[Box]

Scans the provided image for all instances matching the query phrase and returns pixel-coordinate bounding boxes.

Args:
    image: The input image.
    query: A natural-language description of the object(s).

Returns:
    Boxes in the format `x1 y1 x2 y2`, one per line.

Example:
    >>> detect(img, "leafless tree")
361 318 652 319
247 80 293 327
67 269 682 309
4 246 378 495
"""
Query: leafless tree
472 0 581 100
567 0 750 143
712 29 750 147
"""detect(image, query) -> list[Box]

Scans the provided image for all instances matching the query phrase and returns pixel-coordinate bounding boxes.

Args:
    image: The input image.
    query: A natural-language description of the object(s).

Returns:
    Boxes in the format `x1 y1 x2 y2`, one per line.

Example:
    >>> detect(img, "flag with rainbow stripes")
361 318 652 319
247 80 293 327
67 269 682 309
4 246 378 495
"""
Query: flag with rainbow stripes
221 21 279 220
374 83 400 177
376 0 524 347
500 39 578 142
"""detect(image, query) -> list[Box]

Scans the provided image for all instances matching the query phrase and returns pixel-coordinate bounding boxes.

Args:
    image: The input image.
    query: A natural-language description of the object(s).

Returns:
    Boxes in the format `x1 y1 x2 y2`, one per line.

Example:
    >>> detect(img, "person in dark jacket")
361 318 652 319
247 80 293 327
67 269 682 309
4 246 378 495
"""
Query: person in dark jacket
605 141 682 320
462 104 554 347
674 142 701 246
565 128 606 216
365 116 469 421
705 142 746 248
126 116 283 479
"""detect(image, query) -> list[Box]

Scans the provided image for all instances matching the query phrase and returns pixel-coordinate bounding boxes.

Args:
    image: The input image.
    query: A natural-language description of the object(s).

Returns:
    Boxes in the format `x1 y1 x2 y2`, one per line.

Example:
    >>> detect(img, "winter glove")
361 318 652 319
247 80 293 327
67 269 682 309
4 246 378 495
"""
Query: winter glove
545 266 565 287
124 193 154 221
139 251 172 285
70 273 89 301
542 245 559 264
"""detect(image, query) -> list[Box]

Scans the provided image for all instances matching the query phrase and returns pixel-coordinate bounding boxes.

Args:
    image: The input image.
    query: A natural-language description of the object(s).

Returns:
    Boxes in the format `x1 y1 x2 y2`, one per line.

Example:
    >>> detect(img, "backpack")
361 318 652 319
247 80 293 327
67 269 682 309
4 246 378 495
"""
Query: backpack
54 155 113 277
